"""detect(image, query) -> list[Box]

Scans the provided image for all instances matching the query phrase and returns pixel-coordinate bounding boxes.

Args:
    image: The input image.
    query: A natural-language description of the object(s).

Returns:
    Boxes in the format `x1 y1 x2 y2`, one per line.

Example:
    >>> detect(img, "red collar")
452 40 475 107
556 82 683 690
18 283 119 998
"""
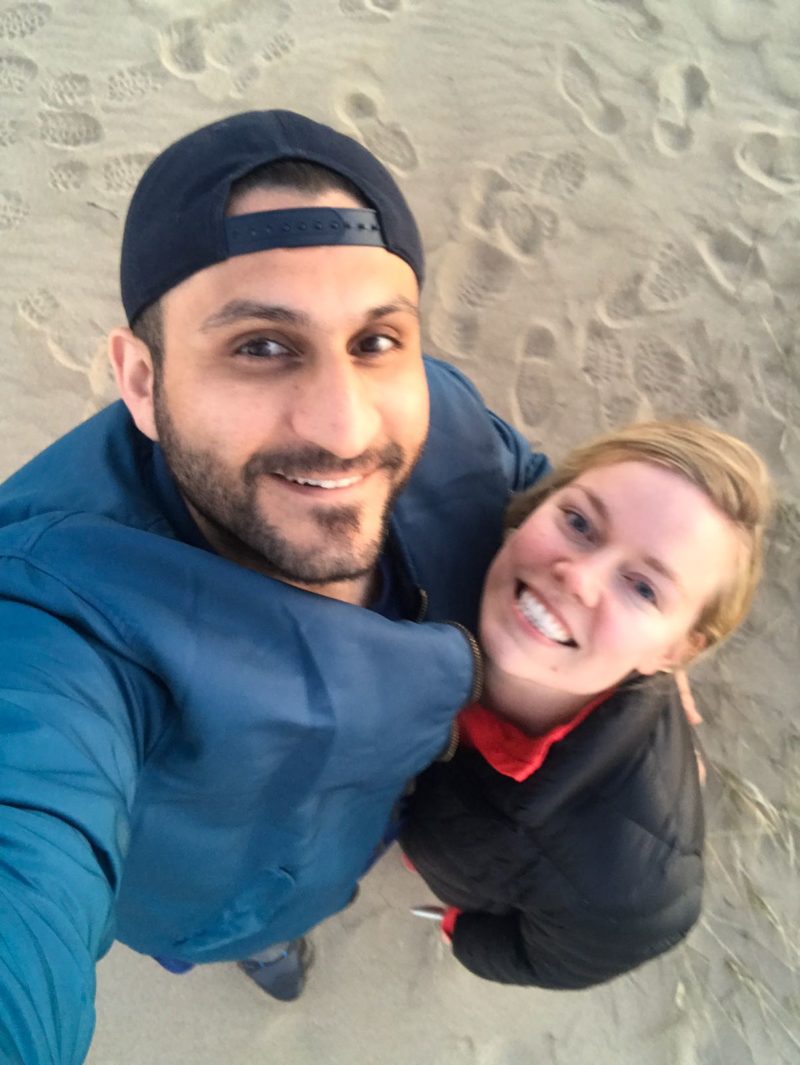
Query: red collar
458 690 613 782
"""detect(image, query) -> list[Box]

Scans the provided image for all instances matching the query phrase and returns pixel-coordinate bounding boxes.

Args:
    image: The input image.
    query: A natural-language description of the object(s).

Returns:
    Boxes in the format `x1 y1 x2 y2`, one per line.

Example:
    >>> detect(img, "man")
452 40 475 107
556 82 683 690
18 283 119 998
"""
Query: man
0 111 547 1064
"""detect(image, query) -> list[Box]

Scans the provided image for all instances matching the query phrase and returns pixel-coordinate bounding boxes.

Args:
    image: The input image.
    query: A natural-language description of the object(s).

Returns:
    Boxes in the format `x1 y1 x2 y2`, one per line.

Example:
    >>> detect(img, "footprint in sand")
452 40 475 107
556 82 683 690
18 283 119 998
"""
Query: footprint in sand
0 52 37 94
158 18 206 78
581 319 629 389
0 189 29 231
632 334 693 414
464 167 559 256
227 62 261 96
506 149 549 192
262 30 295 63
463 166 514 231
517 356 556 427
734 130 800 195
653 63 710 155
760 219 800 289
596 271 646 328
499 200 554 257
695 224 760 295
436 237 515 313
204 23 249 71
48 159 88 191
38 109 102 148
40 72 91 110
601 388 641 428
558 46 625 136
0 2 51 40
539 150 587 200
755 342 798 420
102 152 156 195
523 323 558 361
770 499 800 564
17 286 59 327
17 288 91 373
0 117 21 145
340 91 418 172
104 62 165 107
638 239 698 311
428 299 481 359
696 371 741 423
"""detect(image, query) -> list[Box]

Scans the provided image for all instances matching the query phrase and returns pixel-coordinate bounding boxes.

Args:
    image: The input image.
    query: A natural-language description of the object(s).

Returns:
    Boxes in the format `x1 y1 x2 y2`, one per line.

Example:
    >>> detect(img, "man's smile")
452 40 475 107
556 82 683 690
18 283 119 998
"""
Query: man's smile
272 471 367 490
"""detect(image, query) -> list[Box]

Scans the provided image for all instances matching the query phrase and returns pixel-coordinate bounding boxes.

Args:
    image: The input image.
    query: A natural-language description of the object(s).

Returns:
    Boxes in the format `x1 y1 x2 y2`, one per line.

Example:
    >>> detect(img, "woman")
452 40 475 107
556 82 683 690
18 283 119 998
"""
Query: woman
401 420 772 989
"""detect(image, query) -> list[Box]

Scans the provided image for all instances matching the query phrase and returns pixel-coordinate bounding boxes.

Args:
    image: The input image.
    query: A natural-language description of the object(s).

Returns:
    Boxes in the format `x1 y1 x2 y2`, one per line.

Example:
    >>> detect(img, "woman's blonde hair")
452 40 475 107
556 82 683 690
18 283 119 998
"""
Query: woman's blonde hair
505 420 773 655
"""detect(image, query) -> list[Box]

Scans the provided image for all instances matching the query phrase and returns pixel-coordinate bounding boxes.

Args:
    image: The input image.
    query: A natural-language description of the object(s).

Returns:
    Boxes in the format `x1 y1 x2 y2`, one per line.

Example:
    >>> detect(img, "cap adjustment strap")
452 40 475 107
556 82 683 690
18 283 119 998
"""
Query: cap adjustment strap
225 207 386 256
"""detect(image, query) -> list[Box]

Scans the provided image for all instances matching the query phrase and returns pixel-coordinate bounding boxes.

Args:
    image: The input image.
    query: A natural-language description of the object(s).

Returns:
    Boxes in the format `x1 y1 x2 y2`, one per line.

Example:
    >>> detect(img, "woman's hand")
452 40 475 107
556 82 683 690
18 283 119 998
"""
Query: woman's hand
675 669 706 786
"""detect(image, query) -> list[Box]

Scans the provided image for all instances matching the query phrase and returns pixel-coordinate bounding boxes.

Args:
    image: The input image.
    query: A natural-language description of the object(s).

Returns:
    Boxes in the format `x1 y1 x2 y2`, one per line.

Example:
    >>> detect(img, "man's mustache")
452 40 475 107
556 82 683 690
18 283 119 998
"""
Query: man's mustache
242 443 406 484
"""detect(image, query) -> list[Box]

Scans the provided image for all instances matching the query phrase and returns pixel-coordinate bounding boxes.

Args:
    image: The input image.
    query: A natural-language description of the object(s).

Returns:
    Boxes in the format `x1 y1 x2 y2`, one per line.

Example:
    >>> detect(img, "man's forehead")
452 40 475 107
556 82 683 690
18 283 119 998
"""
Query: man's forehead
161 243 420 331
226 185 364 217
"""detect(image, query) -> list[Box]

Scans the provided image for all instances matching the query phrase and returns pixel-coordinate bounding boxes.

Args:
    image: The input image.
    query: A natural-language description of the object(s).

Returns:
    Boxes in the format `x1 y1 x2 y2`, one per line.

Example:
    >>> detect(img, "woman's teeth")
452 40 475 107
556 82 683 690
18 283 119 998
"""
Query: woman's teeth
517 587 575 646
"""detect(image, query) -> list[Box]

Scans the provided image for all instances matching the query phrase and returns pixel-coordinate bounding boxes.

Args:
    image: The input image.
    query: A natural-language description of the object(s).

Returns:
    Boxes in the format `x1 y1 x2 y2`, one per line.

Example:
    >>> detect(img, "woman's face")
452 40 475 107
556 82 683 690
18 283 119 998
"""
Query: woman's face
479 460 740 700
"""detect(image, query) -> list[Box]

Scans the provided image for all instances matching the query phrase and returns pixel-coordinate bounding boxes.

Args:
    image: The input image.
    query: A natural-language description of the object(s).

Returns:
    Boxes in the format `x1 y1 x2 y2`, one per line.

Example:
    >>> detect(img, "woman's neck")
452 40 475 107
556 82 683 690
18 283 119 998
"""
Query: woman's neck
481 659 596 737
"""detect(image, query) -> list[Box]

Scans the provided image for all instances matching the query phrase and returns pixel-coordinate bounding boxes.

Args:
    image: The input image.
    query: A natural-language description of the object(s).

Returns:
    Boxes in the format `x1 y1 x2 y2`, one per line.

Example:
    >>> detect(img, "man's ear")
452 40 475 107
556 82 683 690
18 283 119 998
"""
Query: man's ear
638 630 708 676
108 327 158 441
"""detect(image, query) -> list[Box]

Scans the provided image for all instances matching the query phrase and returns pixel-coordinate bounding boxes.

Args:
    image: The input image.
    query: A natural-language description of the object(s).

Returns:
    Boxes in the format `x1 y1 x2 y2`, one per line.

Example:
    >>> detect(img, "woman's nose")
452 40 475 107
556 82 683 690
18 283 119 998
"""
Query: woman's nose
552 554 604 608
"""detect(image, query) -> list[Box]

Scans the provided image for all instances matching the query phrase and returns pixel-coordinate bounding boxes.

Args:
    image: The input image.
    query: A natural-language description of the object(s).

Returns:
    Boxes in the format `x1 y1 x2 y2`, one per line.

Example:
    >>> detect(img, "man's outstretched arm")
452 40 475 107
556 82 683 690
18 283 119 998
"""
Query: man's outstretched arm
0 601 149 1065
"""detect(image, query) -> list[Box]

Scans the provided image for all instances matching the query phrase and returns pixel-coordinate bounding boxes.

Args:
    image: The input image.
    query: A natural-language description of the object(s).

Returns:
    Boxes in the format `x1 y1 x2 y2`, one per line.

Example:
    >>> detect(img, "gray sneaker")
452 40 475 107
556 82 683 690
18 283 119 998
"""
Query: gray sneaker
238 938 313 1002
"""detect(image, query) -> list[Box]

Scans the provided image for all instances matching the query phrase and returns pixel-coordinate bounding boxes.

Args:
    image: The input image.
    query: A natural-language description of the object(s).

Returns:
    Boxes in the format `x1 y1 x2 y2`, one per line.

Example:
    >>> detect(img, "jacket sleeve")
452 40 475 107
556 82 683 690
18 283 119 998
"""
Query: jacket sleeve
450 884 703 989
427 357 551 492
487 409 551 493
0 599 150 1064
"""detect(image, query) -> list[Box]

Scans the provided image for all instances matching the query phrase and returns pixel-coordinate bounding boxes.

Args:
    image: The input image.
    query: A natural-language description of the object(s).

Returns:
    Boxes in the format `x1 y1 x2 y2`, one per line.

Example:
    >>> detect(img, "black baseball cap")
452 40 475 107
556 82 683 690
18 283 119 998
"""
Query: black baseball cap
120 110 425 325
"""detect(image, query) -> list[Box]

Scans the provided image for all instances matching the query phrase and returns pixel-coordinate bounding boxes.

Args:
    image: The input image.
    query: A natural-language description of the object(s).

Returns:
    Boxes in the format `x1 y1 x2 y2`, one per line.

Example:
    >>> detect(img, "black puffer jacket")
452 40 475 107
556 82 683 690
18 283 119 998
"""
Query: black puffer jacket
401 676 704 989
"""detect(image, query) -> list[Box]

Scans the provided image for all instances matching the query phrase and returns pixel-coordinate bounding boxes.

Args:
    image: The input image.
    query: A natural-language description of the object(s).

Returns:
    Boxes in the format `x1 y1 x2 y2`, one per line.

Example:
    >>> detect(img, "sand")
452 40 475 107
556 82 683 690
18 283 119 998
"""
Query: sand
1 0 798 1062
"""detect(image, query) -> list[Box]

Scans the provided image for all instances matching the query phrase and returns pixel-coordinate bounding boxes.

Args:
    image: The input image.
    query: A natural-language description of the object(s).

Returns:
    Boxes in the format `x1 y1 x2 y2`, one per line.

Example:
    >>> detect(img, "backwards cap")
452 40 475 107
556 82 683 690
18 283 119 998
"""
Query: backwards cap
120 110 424 325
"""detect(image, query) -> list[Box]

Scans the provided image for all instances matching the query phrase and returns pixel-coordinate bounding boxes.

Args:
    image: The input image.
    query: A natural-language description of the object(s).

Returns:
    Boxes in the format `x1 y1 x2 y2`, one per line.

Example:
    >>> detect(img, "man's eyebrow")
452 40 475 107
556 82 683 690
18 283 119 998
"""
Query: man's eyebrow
201 300 311 332
365 297 419 321
573 484 682 589
200 295 419 333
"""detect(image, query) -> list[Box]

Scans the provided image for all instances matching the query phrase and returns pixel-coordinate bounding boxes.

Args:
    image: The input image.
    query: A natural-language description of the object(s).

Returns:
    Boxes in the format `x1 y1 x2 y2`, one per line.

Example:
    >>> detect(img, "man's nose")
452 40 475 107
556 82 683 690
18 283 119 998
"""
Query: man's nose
289 353 381 460
552 553 605 608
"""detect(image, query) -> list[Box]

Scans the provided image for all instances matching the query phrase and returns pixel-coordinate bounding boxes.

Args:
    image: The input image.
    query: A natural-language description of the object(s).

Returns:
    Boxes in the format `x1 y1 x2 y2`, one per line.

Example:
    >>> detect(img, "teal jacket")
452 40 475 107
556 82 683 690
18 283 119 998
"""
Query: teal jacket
0 357 547 1063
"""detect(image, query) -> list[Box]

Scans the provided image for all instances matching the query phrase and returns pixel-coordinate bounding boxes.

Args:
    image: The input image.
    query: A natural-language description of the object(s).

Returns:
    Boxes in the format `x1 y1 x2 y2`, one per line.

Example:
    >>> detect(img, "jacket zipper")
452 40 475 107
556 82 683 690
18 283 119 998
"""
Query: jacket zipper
438 622 483 762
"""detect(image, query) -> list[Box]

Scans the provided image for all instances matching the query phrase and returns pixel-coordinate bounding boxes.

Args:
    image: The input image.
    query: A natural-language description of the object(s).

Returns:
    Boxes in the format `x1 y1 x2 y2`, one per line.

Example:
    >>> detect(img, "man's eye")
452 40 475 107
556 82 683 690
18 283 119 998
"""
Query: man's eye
355 334 396 356
235 337 292 359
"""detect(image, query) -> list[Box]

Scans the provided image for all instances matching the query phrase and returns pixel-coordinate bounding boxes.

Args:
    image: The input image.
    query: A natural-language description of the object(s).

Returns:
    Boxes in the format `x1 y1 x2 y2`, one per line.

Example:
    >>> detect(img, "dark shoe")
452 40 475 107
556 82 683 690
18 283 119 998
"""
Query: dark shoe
238 938 313 1002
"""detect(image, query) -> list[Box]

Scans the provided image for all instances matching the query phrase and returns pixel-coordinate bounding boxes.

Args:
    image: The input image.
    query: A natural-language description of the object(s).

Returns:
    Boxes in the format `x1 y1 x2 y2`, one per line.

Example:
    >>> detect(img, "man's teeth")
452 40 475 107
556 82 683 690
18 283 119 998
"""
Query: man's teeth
279 474 363 489
517 587 574 645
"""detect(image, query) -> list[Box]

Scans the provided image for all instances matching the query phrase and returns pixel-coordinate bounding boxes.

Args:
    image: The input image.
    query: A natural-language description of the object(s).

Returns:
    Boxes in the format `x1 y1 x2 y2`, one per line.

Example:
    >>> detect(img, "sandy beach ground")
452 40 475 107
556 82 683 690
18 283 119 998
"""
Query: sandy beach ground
1 1 798 1062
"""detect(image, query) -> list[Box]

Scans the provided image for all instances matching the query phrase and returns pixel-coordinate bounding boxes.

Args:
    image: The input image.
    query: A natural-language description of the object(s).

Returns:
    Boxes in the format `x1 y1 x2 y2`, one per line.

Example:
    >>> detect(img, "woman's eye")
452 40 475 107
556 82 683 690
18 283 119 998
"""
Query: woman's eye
235 337 292 360
628 576 658 605
355 333 396 356
563 508 594 540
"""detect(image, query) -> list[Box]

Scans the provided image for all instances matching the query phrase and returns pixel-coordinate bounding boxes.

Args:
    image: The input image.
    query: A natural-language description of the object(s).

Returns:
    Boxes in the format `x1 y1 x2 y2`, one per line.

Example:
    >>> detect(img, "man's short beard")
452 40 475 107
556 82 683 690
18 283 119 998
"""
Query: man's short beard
152 383 419 586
